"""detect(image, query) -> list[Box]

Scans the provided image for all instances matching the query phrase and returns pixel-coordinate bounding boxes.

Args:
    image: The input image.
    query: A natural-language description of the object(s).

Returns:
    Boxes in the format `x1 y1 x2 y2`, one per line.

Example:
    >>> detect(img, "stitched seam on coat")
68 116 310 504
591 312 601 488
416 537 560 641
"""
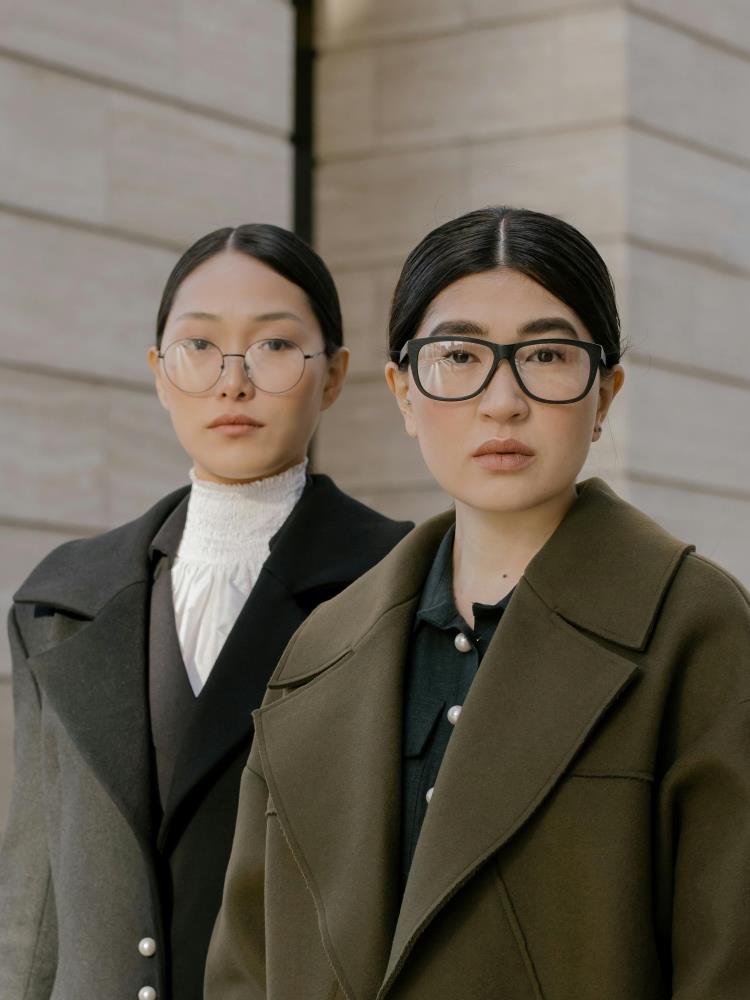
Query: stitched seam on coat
494 869 545 1000
21 870 54 1000
567 769 654 783
269 814 353 1000
256 713 354 1000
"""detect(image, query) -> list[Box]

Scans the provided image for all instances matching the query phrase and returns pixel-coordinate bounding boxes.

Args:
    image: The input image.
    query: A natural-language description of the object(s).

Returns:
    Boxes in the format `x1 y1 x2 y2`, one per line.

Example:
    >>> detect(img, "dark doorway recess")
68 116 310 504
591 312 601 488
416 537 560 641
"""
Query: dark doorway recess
294 0 314 244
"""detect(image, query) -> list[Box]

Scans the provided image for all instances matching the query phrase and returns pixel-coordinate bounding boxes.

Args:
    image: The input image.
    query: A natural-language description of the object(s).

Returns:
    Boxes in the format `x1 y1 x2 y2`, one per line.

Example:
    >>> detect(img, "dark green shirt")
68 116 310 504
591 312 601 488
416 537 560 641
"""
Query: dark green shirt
401 526 513 888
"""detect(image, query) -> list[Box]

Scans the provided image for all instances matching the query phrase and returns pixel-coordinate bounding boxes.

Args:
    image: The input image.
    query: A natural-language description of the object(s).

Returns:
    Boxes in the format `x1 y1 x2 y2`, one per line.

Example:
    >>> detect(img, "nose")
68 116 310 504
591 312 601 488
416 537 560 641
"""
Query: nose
476 358 529 422
217 354 255 399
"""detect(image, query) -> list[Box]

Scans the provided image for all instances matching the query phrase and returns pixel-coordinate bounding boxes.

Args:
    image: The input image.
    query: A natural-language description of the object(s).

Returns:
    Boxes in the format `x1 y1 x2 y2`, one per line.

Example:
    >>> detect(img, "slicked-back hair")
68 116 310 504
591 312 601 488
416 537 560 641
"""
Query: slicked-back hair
389 206 622 367
155 223 343 353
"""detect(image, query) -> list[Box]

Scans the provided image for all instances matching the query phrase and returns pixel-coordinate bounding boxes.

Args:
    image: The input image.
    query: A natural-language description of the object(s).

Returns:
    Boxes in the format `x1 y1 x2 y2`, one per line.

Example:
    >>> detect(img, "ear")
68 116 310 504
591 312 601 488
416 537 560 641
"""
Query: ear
148 346 170 411
384 361 418 438
593 364 624 440
320 347 350 411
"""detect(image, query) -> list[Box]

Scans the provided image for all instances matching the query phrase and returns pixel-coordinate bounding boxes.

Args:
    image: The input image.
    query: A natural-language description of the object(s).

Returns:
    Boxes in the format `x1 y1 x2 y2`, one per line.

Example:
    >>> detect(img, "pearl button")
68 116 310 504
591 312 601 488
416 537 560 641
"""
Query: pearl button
454 632 472 653
138 988 157 1000
447 705 462 725
425 786 434 804
138 938 156 957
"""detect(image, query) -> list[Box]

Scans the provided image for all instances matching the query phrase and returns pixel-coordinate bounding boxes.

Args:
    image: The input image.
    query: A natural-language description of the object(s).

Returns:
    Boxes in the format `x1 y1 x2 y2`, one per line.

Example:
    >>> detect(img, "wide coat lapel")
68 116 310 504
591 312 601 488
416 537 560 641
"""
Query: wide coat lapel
13 487 190 847
380 581 638 994
255 479 692 999
159 475 412 847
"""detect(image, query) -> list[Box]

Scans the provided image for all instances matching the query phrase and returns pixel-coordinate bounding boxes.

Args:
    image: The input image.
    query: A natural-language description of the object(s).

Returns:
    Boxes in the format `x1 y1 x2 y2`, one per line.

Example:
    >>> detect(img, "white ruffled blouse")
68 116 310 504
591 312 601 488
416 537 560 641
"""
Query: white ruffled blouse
171 461 308 695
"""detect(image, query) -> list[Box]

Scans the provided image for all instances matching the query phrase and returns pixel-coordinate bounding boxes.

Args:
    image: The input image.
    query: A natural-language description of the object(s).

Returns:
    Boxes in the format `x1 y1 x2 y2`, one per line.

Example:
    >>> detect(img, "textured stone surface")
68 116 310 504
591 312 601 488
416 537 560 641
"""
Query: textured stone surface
0 369 188 529
632 0 750 52
317 9 626 156
109 93 292 245
0 212 175 384
0 0 293 129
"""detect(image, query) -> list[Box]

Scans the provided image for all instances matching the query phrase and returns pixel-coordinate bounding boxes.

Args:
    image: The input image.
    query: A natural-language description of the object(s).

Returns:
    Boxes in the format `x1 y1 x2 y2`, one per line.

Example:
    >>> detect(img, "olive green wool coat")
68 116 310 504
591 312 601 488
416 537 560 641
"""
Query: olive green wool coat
206 479 750 1000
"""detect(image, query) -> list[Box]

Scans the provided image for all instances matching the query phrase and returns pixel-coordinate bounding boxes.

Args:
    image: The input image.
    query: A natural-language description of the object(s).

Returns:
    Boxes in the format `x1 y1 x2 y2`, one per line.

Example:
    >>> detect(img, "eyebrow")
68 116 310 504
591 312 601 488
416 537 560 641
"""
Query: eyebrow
175 310 304 325
426 320 490 338
518 317 580 339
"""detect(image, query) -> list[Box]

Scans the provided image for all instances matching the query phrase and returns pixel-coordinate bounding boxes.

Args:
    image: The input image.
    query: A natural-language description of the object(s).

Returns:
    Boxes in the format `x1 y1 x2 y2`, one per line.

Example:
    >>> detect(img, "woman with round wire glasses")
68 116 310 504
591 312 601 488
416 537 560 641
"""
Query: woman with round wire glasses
0 224 411 1000
207 207 750 1000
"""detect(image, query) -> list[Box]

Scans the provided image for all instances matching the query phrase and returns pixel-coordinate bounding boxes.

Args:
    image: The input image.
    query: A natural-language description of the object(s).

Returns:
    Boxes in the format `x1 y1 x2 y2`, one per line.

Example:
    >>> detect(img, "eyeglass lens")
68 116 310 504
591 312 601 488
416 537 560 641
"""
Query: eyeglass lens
415 339 595 402
162 338 308 394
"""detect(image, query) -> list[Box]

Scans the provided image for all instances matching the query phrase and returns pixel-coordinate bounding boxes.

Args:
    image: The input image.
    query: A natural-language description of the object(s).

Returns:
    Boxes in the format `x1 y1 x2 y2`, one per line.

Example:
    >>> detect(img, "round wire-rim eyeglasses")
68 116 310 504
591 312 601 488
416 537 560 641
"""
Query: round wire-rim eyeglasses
158 337 327 395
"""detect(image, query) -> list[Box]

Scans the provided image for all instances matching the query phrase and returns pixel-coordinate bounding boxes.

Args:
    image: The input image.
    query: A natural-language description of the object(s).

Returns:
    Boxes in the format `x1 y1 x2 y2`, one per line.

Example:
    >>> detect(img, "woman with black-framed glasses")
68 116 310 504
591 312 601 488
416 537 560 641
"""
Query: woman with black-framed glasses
208 206 750 1000
0 224 411 1000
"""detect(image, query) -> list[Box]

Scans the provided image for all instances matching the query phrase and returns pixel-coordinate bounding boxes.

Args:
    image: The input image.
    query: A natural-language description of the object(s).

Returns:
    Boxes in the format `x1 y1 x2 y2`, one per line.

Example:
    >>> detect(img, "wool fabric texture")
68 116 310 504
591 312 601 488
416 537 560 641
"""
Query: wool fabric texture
172 461 308 694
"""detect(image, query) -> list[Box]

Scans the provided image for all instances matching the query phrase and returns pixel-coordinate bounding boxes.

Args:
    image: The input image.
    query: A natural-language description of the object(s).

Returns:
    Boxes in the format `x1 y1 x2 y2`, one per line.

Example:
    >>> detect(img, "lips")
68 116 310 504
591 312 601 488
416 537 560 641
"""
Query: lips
207 413 264 429
472 438 535 472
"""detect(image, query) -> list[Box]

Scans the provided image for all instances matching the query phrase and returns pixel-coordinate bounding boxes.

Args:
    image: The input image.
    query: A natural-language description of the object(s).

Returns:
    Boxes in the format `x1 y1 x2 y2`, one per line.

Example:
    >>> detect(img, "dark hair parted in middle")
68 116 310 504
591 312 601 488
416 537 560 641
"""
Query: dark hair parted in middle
389 206 622 367
156 223 343 353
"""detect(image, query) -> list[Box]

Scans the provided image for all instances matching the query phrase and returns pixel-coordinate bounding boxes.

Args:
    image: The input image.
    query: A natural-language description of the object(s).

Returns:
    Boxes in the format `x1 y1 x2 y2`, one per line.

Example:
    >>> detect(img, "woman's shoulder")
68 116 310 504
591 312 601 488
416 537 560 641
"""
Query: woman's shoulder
13 486 190 612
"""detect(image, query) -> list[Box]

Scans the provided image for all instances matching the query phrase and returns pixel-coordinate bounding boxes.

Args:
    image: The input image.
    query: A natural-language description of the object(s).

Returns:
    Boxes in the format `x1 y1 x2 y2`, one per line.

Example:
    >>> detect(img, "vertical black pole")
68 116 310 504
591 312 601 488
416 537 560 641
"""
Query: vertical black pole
293 0 314 244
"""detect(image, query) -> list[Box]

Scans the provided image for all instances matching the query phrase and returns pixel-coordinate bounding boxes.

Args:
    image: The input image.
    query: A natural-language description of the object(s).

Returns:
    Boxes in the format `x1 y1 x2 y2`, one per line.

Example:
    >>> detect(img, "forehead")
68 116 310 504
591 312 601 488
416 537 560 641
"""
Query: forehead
168 251 313 319
420 269 587 336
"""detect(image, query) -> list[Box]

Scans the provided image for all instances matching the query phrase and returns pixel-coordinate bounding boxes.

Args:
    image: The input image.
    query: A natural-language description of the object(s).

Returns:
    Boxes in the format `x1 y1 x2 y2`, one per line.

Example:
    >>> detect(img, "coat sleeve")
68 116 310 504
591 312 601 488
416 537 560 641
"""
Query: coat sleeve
656 561 750 1000
204 746 270 1000
0 608 57 999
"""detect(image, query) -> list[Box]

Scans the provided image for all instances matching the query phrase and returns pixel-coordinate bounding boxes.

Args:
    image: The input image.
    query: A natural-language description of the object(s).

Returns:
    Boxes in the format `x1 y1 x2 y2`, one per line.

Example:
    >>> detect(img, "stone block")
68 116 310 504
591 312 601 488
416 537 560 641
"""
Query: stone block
317 9 626 156
177 0 293 130
105 386 189 526
315 376 429 490
0 369 187 530
109 92 292 246
316 144 470 266
629 12 750 163
632 0 750 54
0 58 108 224
0 0 293 130
623 243 750 381
315 0 465 48
0 212 175 385
618 477 750 586
334 265 400 377
602 359 750 494
629 129 750 274
351 486 451 525
315 47 377 157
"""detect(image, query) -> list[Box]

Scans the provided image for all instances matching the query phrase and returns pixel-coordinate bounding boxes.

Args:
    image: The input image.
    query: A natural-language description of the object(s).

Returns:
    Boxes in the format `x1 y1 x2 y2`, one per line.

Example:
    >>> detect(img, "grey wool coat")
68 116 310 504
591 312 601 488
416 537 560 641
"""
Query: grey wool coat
206 478 750 1000
0 475 411 1000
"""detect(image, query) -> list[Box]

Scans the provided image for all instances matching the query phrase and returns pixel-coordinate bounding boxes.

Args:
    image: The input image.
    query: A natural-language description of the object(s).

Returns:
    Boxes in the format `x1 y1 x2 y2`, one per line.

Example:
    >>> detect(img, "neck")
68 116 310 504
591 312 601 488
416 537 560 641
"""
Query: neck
452 485 576 624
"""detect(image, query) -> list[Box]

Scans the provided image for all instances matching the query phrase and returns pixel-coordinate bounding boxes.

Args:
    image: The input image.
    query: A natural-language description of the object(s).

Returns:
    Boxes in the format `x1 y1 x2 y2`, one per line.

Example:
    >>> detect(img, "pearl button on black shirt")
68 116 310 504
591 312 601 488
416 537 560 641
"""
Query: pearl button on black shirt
400 525 513 889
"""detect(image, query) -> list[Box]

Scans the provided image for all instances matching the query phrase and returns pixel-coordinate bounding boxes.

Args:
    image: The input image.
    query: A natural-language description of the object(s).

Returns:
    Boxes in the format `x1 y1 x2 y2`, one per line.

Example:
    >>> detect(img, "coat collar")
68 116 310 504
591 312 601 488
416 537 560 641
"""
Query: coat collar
16 476 410 853
14 474 407 617
271 477 692 690
258 478 694 999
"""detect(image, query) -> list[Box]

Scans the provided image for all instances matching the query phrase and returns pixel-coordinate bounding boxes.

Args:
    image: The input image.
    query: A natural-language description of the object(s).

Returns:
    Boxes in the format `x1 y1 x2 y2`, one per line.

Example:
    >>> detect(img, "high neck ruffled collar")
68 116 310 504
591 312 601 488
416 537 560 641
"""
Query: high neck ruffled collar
176 460 308 565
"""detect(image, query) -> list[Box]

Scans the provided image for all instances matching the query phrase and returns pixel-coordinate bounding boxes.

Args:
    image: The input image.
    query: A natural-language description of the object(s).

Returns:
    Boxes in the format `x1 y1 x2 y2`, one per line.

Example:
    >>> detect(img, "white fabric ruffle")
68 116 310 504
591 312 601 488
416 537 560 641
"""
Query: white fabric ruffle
171 461 307 694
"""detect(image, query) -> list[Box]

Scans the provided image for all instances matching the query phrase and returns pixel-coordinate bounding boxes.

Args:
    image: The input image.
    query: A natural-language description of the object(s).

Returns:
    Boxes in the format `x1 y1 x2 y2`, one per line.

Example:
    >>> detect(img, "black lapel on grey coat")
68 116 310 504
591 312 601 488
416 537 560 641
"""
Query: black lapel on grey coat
157 475 412 848
14 487 191 848
27 580 156 846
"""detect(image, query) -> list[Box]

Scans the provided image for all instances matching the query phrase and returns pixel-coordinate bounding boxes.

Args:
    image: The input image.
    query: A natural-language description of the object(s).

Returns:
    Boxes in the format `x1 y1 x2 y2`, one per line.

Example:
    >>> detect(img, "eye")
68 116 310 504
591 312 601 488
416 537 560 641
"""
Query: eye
258 338 294 352
525 346 564 364
182 338 213 352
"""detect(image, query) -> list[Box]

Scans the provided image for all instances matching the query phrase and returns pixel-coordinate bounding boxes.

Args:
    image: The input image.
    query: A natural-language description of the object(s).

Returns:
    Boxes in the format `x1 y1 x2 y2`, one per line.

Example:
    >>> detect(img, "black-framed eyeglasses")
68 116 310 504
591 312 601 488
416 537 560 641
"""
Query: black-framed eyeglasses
395 336 608 404
158 338 326 395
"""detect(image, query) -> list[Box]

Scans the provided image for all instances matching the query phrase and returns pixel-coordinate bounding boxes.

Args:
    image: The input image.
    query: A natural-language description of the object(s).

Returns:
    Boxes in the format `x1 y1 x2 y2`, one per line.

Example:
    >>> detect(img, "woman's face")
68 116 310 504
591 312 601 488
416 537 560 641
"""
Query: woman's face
386 269 624 516
149 251 348 484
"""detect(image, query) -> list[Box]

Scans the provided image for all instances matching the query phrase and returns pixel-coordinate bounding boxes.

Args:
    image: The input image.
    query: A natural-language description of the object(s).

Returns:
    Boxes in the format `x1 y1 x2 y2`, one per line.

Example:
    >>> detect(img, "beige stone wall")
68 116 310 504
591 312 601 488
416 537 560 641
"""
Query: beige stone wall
314 0 750 580
0 0 295 828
